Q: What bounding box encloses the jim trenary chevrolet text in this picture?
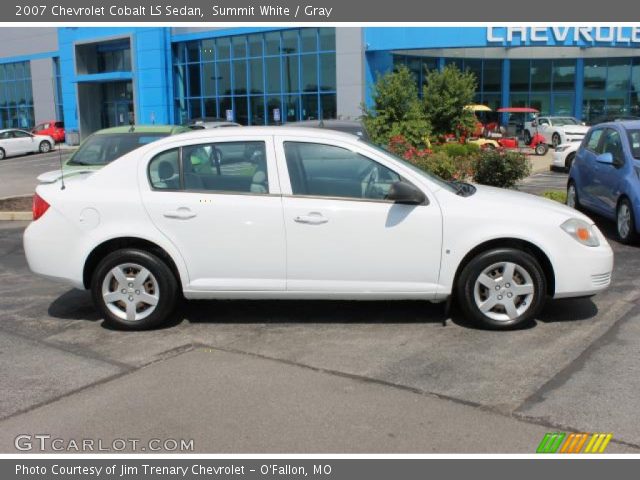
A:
[24,127,614,330]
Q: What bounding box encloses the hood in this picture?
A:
[37,168,96,184]
[562,124,590,134]
[470,184,593,223]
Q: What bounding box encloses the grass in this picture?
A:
[542,190,567,204]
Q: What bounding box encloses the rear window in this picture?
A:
[55,122,64,128]
[67,133,168,166]
[628,130,640,159]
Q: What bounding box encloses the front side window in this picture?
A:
[601,129,624,164]
[585,129,604,152]
[284,142,401,200]
[182,141,268,194]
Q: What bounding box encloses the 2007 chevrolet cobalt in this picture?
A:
[24,127,613,330]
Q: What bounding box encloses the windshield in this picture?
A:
[628,130,640,159]
[67,133,169,166]
[361,140,458,193]
[553,117,580,126]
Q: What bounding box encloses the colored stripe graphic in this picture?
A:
[536,433,565,453]
[537,432,613,453]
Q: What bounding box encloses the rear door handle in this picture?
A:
[163,207,197,220]
[294,212,328,225]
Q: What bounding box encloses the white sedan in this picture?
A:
[551,141,581,171]
[525,116,589,148]
[0,129,54,160]
[24,127,613,330]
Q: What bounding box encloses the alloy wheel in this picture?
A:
[473,261,535,322]
[618,203,631,240]
[101,263,159,322]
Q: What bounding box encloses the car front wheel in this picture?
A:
[0,148,5,160]
[567,181,580,210]
[457,248,546,330]
[91,248,179,330]
[616,198,638,244]
[523,130,531,144]
[39,140,51,153]
[552,133,561,148]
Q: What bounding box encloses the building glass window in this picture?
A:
[173,28,337,125]
[0,60,33,129]
[583,57,640,122]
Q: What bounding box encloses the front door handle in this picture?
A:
[294,212,328,225]
[163,207,197,220]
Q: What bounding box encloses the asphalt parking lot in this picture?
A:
[1,200,639,452]
[0,149,75,198]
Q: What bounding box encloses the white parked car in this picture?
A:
[552,141,581,171]
[0,129,54,160]
[524,116,589,148]
[24,127,613,330]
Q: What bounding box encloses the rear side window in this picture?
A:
[284,142,401,201]
[585,129,604,152]
[55,122,64,128]
[149,149,180,190]
[182,141,268,193]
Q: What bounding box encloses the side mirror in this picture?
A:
[596,152,614,165]
[386,181,426,205]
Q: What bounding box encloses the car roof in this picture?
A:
[0,128,29,133]
[592,120,640,129]
[92,125,190,135]
[128,126,360,152]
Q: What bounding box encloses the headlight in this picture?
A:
[561,218,600,247]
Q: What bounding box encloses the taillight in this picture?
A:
[32,193,50,221]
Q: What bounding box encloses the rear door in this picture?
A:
[10,130,34,154]
[140,135,286,292]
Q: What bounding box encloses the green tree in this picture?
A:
[422,65,478,137]
[362,65,431,148]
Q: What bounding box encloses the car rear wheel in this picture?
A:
[552,133,561,148]
[91,248,179,330]
[535,143,548,156]
[523,130,531,144]
[566,181,581,210]
[457,248,546,330]
[616,198,638,244]
[39,141,51,153]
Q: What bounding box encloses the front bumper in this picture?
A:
[552,229,614,298]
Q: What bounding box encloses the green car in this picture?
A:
[39,125,190,183]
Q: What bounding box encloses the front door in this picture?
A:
[276,137,443,295]
[140,136,286,292]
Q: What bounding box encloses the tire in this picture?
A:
[565,152,576,171]
[616,198,638,244]
[552,133,561,149]
[39,141,51,153]
[535,143,548,156]
[0,148,4,160]
[91,248,179,330]
[523,130,532,144]
[566,180,581,210]
[456,248,546,330]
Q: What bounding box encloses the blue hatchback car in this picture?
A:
[567,121,640,244]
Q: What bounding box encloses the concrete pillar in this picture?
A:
[30,58,57,124]
[336,28,365,120]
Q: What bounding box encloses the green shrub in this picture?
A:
[542,190,567,203]
[472,149,532,188]
[443,143,468,158]
[413,151,472,182]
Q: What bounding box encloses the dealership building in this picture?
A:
[1,26,640,139]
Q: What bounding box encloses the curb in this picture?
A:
[0,212,31,221]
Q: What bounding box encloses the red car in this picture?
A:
[32,121,65,143]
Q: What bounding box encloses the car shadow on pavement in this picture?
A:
[180,299,448,326]
[47,289,101,322]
